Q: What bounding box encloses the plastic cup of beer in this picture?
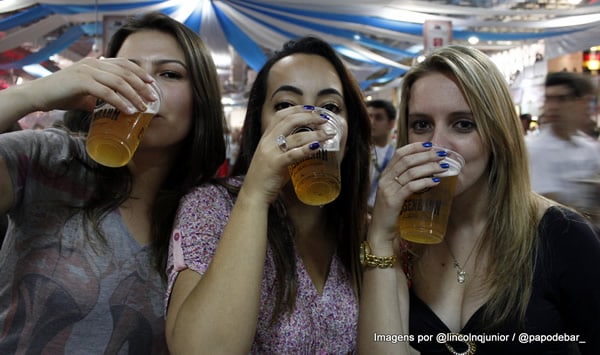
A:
[288,108,343,206]
[85,81,161,168]
[397,147,464,244]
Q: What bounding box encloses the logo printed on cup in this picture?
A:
[401,199,442,216]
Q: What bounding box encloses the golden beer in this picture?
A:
[86,108,155,167]
[289,150,341,206]
[397,175,458,244]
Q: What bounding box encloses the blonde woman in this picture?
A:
[359,45,600,354]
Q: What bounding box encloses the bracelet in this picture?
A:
[360,240,397,269]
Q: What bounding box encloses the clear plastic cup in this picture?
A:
[397,146,464,244]
[288,108,344,206]
[86,81,161,168]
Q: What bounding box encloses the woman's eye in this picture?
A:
[274,102,294,111]
[454,120,477,132]
[411,120,432,132]
[160,71,183,79]
[320,103,341,114]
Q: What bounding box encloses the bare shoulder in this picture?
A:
[532,193,558,220]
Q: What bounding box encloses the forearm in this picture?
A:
[358,235,410,355]
[359,267,411,355]
[0,83,38,132]
[168,189,271,354]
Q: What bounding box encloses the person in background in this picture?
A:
[527,71,600,223]
[165,36,371,354]
[367,99,397,212]
[519,113,532,136]
[358,45,600,354]
[0,12,225,353]
[229,127,242,167]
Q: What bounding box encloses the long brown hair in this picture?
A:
[85,12,225,275]
[229,36,371,322]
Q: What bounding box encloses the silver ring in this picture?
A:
[394,175,403,186]
[276,135,288,152]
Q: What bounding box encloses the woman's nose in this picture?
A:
[430,132,451,149]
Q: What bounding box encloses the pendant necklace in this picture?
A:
[445,239,478,284]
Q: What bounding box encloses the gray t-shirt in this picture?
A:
[0,128,167,354]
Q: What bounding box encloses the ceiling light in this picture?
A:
[468,36,479,45]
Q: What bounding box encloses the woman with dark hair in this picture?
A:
[0,12,225,353]
[165,36,371,353]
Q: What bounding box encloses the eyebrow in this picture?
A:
[408,111,474,119]
[271,85,343,99]
[129,58,187,68]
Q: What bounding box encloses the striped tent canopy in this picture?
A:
[0,0,599,94]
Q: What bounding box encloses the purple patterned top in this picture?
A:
[165,179,357,353]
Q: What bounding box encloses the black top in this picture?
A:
[410,206,600,354]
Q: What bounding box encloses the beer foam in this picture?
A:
[291,108,343,152]
[434,155,464,178]
[319,108,343,151]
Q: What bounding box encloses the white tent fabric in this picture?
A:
[0,0,599,91]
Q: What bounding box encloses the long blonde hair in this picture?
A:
[398,45,539,328]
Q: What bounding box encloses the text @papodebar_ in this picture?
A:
[373,332,585,344]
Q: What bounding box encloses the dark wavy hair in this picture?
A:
[82,12,225,275]
[230,36,371,322]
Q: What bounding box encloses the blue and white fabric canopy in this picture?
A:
[1,0,599,91]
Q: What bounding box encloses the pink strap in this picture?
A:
[171,229,186,271]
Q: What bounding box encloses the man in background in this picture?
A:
[527,71,600,225]
[367,99,397,211]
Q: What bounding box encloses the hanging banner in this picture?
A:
[423,20,452,54]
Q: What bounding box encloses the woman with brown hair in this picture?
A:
[0,12,225,353]
[165,36,371,353]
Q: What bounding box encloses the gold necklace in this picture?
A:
[444,239,478,284]
[444,336,477,355]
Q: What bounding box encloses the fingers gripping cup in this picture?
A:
[86,82,161,168]
[397,147,464,244]
[288,109,343,206]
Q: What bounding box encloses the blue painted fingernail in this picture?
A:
[309,141,321,150]
[437,151,447,157]
[422,142,432,148]
[432,177,441,183]
[319,113,330,120]
[440,163,450,169]
[303,105,315,110]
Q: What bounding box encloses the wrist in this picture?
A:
[236,186,272,209]
[1,85,35,124]
[366,238,395,255]
[360,240,397,269]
